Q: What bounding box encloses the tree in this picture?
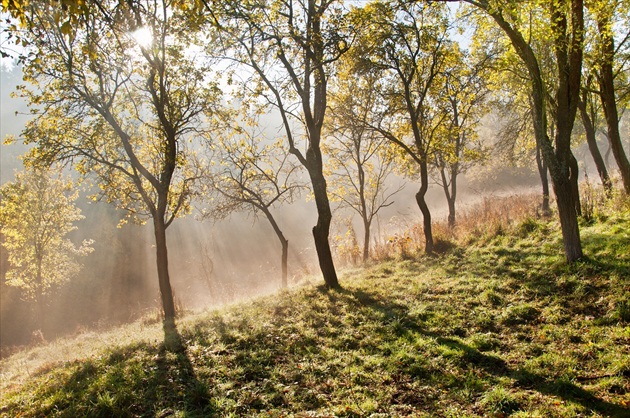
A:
[432,43,491,228]
[589,0,630,193]
[458,0,586,262]
[205,119,305,288]
[482,23,553,216]
[350,0,451,254]
[13,0,220,323]
[205,0,351,288]
[577,74,612,193]
[325,69,404,261]
[0,167,93,326]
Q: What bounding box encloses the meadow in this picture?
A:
[1,190,629,417]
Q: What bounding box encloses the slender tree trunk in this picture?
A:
[362,217,370,262]
[359,160,370,262]
[153,216,176,322]
[309,167,340,289]
[35,288,45,334]
[439,166,456,228]
[597,16,630,193]
[569,152,581,217]
[281,238,288,288]
[446,196,456,228]
[535,144,551,216]
[578,98,612,193]
[35,254,44,332]
[416,160,434,254]
[261,207,290,289]
[449,164,458,228]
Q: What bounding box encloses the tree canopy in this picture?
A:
[0,167,93,314]
[12,0,222,322]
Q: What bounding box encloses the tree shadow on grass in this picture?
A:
[345,287,629,417]
[30,321,215,417]
[436,337,629,418]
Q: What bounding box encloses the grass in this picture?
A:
[1,193,629,417]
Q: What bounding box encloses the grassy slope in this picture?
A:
[1,207,629,417]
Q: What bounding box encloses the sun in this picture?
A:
[130,26,153,48]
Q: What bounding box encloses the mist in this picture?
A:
[1,57,627,354]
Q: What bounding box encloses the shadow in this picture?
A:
[325,285,629,417]
[144,321,215,416]
[436,337,629,418]
[308,280,630,417]
[23,321,215,417]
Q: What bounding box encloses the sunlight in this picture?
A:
[130,26,152,48]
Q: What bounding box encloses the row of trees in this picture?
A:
[2,0,628,327]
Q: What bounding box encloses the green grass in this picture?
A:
[1,205,629,417]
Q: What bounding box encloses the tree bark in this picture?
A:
[535,143,551,217]
[308,165,340,289]
[281,238,288,289]
[261,206,290,289]
[34,252,46,332]
[597,15,630,193]
[578,97,612,193]
[153,217,176,321]
[569,152,581,217]
[359,158,370,262]
[553,176,584,261]
[362,218,371,262]
[447,196,456,228]
[416,160,434,254]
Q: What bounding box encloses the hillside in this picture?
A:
[1,198,629,417]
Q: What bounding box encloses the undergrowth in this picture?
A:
[0,190,629,417]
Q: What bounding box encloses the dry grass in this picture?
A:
[369,193,543,261]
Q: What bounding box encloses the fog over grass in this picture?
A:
[0,58,626,352]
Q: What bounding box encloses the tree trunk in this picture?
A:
[448,163,458,228]
[309,169,340,289]
[535,144,551,217]
[279,238,288,289]
[261,206,290,289]
[578,97,612,193]
[359,160,370,262]
[416,160,434,254]
[569,152,581,217]
[439,165,456,228]
[34,254,45,332]
[153,217,176,321]
[362,218,370,262]
[597,16,630,194]
[447,196,456,228]
[553,177,584,261]
[35,288,45,334]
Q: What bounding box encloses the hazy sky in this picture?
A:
[1,65,30,183]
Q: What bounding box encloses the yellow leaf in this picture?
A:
[60,21,72,36]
